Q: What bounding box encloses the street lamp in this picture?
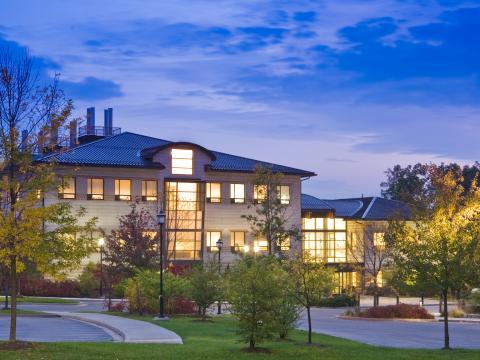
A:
[98,237,105,297]
[243,244,250,253]
[253,244,260,254]
[216,237,223,315]
[155,210,167,320]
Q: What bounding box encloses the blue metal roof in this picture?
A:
[40,132,316,176]
[302,194,410,220]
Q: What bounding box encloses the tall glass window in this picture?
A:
[115,179,131,201]
[165,181,203,261]
[58,177,76,199]
[302,217,347,263]
[171,149,193,175]
[206,182,221,203]
[87,178,104,200]
[142,180,157,201]
[230,184,245,203]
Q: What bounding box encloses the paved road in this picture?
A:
[298,307,480,349]
[0,315,113,342]
[17,299,106,313]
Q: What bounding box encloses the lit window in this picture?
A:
[115,179,131,201]
[335,218,346,230]
[230,183,245,204]
[254,185,267,204]
[376,271,384,287]
[142,180,157,201]
[279,236,290,251]
[206,231,222,251]
[373,233,385,248]
[326,218,335,230]
[87,178,104,200]
[58,177,75,199]
[206,182,221,203]
[254,239,269,252]
[172,148,193,175]
[302,217,316,230]
[277,185,290,204]
[231,231,245,252]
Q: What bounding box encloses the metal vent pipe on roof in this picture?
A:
[69,120,77,148]
[104,107,113,136]
[87,107,95,134]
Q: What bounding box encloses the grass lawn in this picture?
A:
[0,314,479,359]
[0,309,42,315]
[0,296,78,304]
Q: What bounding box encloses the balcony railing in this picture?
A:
[78,125,121,138]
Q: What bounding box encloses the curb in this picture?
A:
[337,316,437,323]
[57,313,125,342]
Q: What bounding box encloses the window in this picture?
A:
[302,216,347,263]
[230,183,245,203]
[253,185,267,204]
[142,180,157,201]
[277,185,290,204]
[87,178,104,200]
[206,182,221,203]
[172,148,193,175]
[58,177,75,199]
[231,231,245,252]
[115,179,131,201]
[254,239,269,252]
[373,232,385,248]
[206,231,222,251]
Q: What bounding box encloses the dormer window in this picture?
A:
[171,149,193,175]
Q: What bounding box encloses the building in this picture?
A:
[39,108,409,290]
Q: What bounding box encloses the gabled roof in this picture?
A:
[300,194,334,212]
[302,194,410,220]
[40,132,316,176]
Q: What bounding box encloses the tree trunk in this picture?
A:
[9,256,17,342]
[249,338,255,350]
[439,293,443,315]
[443,289,450,350]
[307,306,312,344]
[396,295,400,305]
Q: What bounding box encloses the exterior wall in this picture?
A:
[49,157,304,276]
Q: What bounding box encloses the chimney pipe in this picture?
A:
[50,120,58,146]
[21,129,28,151]
[69,120,77,148]
[87,107,95,135]
[104,107,113,136]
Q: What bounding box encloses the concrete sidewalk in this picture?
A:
[53,312,183,344]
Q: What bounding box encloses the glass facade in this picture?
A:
[165,181,203,261]
[302,217,347,263]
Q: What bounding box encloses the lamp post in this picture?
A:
[155,210,167,320]
[216,237,223,315]
[98,237,105,297]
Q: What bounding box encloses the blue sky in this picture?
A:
[1,0,479,198]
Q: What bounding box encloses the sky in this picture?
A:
[1,0,479,198]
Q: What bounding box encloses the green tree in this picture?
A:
[186,260,222,320]
[273,269,301,340]
[226,255,284,350]
[386,169,480,350]
[287,252,336,344]
[0,47,97,341]
[242,165,298,255]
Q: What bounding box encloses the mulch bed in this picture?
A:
[0,341,38,351]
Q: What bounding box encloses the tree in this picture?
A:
[287,252,336,344]
[226,255,284,350]
[186,260,222,320]
[386,169,480,350]
[0,48,97,342]
[272,269,301,340]
[348,223,393,306]
[242,165,298,255]
[104,201,159,278]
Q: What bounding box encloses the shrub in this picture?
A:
[185,261,222,320]
[359,304,434,319]
[316,294,358,308]
[78,262,99,297]
[467,291,480,313]
[449,308,465,318]
[19,276,81,297]
[125,269,190,315]
[106,299,127,312]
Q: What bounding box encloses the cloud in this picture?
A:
[61,77,123,101]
